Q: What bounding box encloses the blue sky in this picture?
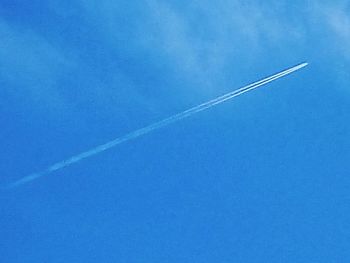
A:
[1,0,350,262]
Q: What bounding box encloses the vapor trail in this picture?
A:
[7,62,308,188]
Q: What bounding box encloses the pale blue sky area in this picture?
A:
[1,1,350,262]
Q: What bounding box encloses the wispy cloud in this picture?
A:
[76,0,308,96]
[0,14,154,122]
[0,19,72,112]
[2,0,349,118]
[2,0,349,102]
[319,3,350,57]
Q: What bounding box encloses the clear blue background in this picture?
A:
[1,1,349,262]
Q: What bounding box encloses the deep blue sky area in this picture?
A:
[1,1,350,262]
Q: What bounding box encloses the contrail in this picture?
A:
[7,62,308,188]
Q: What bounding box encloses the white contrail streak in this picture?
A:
[7,62,308,188]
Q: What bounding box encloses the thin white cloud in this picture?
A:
[323,5,350,57]
[0,19,72,112]
[0,16,154,122]
[78,0,306,91]
[2,0,349,118]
